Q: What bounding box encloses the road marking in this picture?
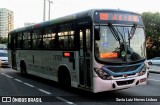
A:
[38,89,52,95]
[24,83,35,87]
[1,73,55,96]
[14,79,23,82]
[1,73,6,75]
[1,73,13,78]
[148,79,160,82]
[1,73,5,75]
[56,97,75,105]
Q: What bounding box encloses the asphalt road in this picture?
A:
[0,66,160,105]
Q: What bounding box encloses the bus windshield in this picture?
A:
[95,25,146,64]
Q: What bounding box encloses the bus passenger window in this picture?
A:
[43,27,56,49]
[39,40,44,48]
[69,36,74,48]
[86,29,90,50]
[23,32,32,49]
[59,39,64,48]
[32,30,42,49]
[17,33,23,49]
[58,31,74,49]
[43,38,50,48]
[49,39,55,48]
[80,30,83,49]
[86,29,91,56]
[28,41,32,48]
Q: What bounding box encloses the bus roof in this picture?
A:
[9,9,141,34]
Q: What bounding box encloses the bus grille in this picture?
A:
[107,65,140,73]
[116,79,134,86]
[113,73,136,78]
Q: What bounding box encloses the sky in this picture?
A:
[0,0,160,28]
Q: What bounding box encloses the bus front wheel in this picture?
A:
[58,67,71,88]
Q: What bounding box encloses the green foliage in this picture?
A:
[0,37,8,44]
[142,12,160,59]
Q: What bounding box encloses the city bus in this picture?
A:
[8,9,148,93]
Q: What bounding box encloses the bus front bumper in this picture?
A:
[93,74,147,93]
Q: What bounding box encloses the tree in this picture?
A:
[0,37,8,44]
[142,12,160,59]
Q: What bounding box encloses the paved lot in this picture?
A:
[0,68,160,105]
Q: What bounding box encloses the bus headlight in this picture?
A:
[94,68,111,80]
[138,67,146,76]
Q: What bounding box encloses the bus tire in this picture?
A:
[58,67,71,89]
[20,61,27,76]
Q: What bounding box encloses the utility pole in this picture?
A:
[43,0,46,21]
[48,0,53,20]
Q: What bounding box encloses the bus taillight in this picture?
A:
[64,52,70,57]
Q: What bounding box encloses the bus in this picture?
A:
[8,9,148,93]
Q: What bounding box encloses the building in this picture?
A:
[0,8,14,37]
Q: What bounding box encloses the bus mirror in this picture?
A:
[95,27,100,40]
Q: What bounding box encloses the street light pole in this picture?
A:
[48,0,53,20]
[43,0,46,21]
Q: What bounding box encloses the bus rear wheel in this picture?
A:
[58,68,71,89]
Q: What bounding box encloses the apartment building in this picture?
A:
[0,8,14,37]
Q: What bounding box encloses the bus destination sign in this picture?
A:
[94,11,143,25]
[100,13,139,22]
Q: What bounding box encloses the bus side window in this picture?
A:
[43,36,50,48]
[58,24,74,49]
[59,39,64,48]
[17,33,23,49]
[28,41,32,48]
[80,30,83,49]
[20,39,23,48]
[49,39,56,48]
[43,27,56,49]
[34,40,39,48]
[23,31,32,49]
[69,36,74,48]
[86,29,90,50]
[38,40,44,48]
[32,29,42,49]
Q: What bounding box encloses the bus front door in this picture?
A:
[11,37,17,70]
[79,28,91,89]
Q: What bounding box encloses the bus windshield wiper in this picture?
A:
[129,24,137,39]
[108,23,121,44]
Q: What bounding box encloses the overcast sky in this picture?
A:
[1,0,160,28]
